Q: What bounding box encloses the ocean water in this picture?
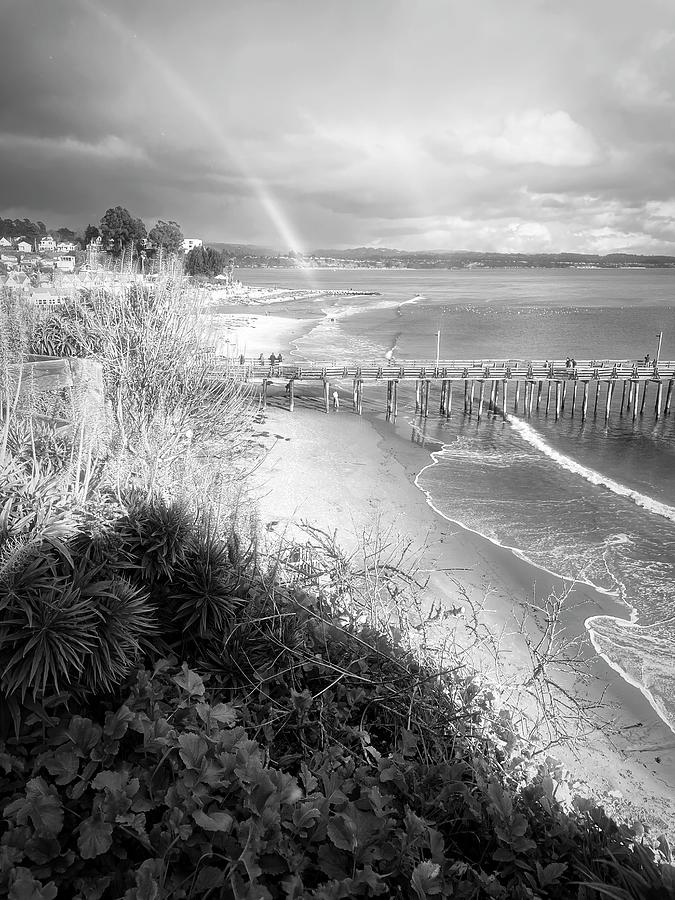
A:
[234,267,675,732]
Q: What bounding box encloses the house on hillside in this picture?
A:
[57,240,79,253]
[182,238,203,253]
[0,253,18,269]
[16,240,32,253]
[55,255,75,272]
[39,235,57,252]
[6,270,31,290]
[0,237,12,248]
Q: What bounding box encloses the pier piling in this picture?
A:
[571,381,578,417]
[655,381,663,419]
[555,381,561,421]
[640,382,648,415]
[666,379,674,414]
[582,381,588,420]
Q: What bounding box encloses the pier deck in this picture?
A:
[211,357,675,422]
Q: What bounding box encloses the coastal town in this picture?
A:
[0,229,206,302]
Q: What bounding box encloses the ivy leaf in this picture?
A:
[292,804,322,832]
[487,780,513,821]
[73,876,111,900]
[42,749,79,785]
[411,860,442,898]
[8,867,58,900]
[173,664,205,697]
[4,777,64,836]
[177,733,208,769]
[104,705,134,740]
[77,816,113,859]
[125,859,161,900]
[66,716,102,757]
[317,844,349,880]
[192,809,233,833]
[194,867,226,891]
[210,702,238,726]
[327,814,357,853]
[92,769,125,792]
[24,835,61,865]
[537,861,568,887]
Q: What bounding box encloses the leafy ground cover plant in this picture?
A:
[2,651,674,899]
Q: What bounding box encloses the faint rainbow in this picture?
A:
[79,0,305,255]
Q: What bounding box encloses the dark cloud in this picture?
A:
[1,0,675,251]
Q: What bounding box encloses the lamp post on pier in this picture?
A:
[656,331,663,366]
[435,330,441,369]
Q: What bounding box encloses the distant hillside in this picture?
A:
[210,243,675,269]
[309,249,675,268]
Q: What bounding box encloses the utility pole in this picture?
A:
[436,330,441,369]
[656,331,663,365]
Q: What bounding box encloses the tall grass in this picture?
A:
[0,277,257,715]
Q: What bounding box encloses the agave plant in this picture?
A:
[116,492,193,583]
[82,575,156,693]
[0,558,101,698]
[0,550,156,701]
[164,527,246,645]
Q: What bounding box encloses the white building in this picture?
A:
[55,255,75,271]
[57,240,78,253]
[182,238,203,253]
[16,240,32,253]
[39,236,57,252]
[0,237,12,248]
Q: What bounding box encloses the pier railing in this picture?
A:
[210,357,675,422]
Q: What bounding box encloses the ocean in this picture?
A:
[233,266,675,733]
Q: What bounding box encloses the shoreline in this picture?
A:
[247,373,675,840]
[219,299,675,833]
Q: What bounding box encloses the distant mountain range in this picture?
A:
[210,243,675,269]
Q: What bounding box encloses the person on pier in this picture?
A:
[332,390,340,410]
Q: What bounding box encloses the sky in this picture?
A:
[1,0,675,254]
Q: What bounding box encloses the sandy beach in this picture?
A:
[208,311,319,360]
[248,376,675,838]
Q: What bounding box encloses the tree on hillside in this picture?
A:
[52,226,77,242]
[184,244,224,277]
[84,224,100,245]
[99,206,147,255]
[0,217,46,240]
[149,220,184,255]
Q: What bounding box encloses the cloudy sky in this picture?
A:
[2,0,675,254]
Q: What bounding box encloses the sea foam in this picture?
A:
[509,416,675,524]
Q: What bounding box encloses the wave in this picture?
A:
[509,416,675,524]
[412,434,627,601]
[399,294,424,306]
[585,614,675,733]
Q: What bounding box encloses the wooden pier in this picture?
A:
[213,358,675,423]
